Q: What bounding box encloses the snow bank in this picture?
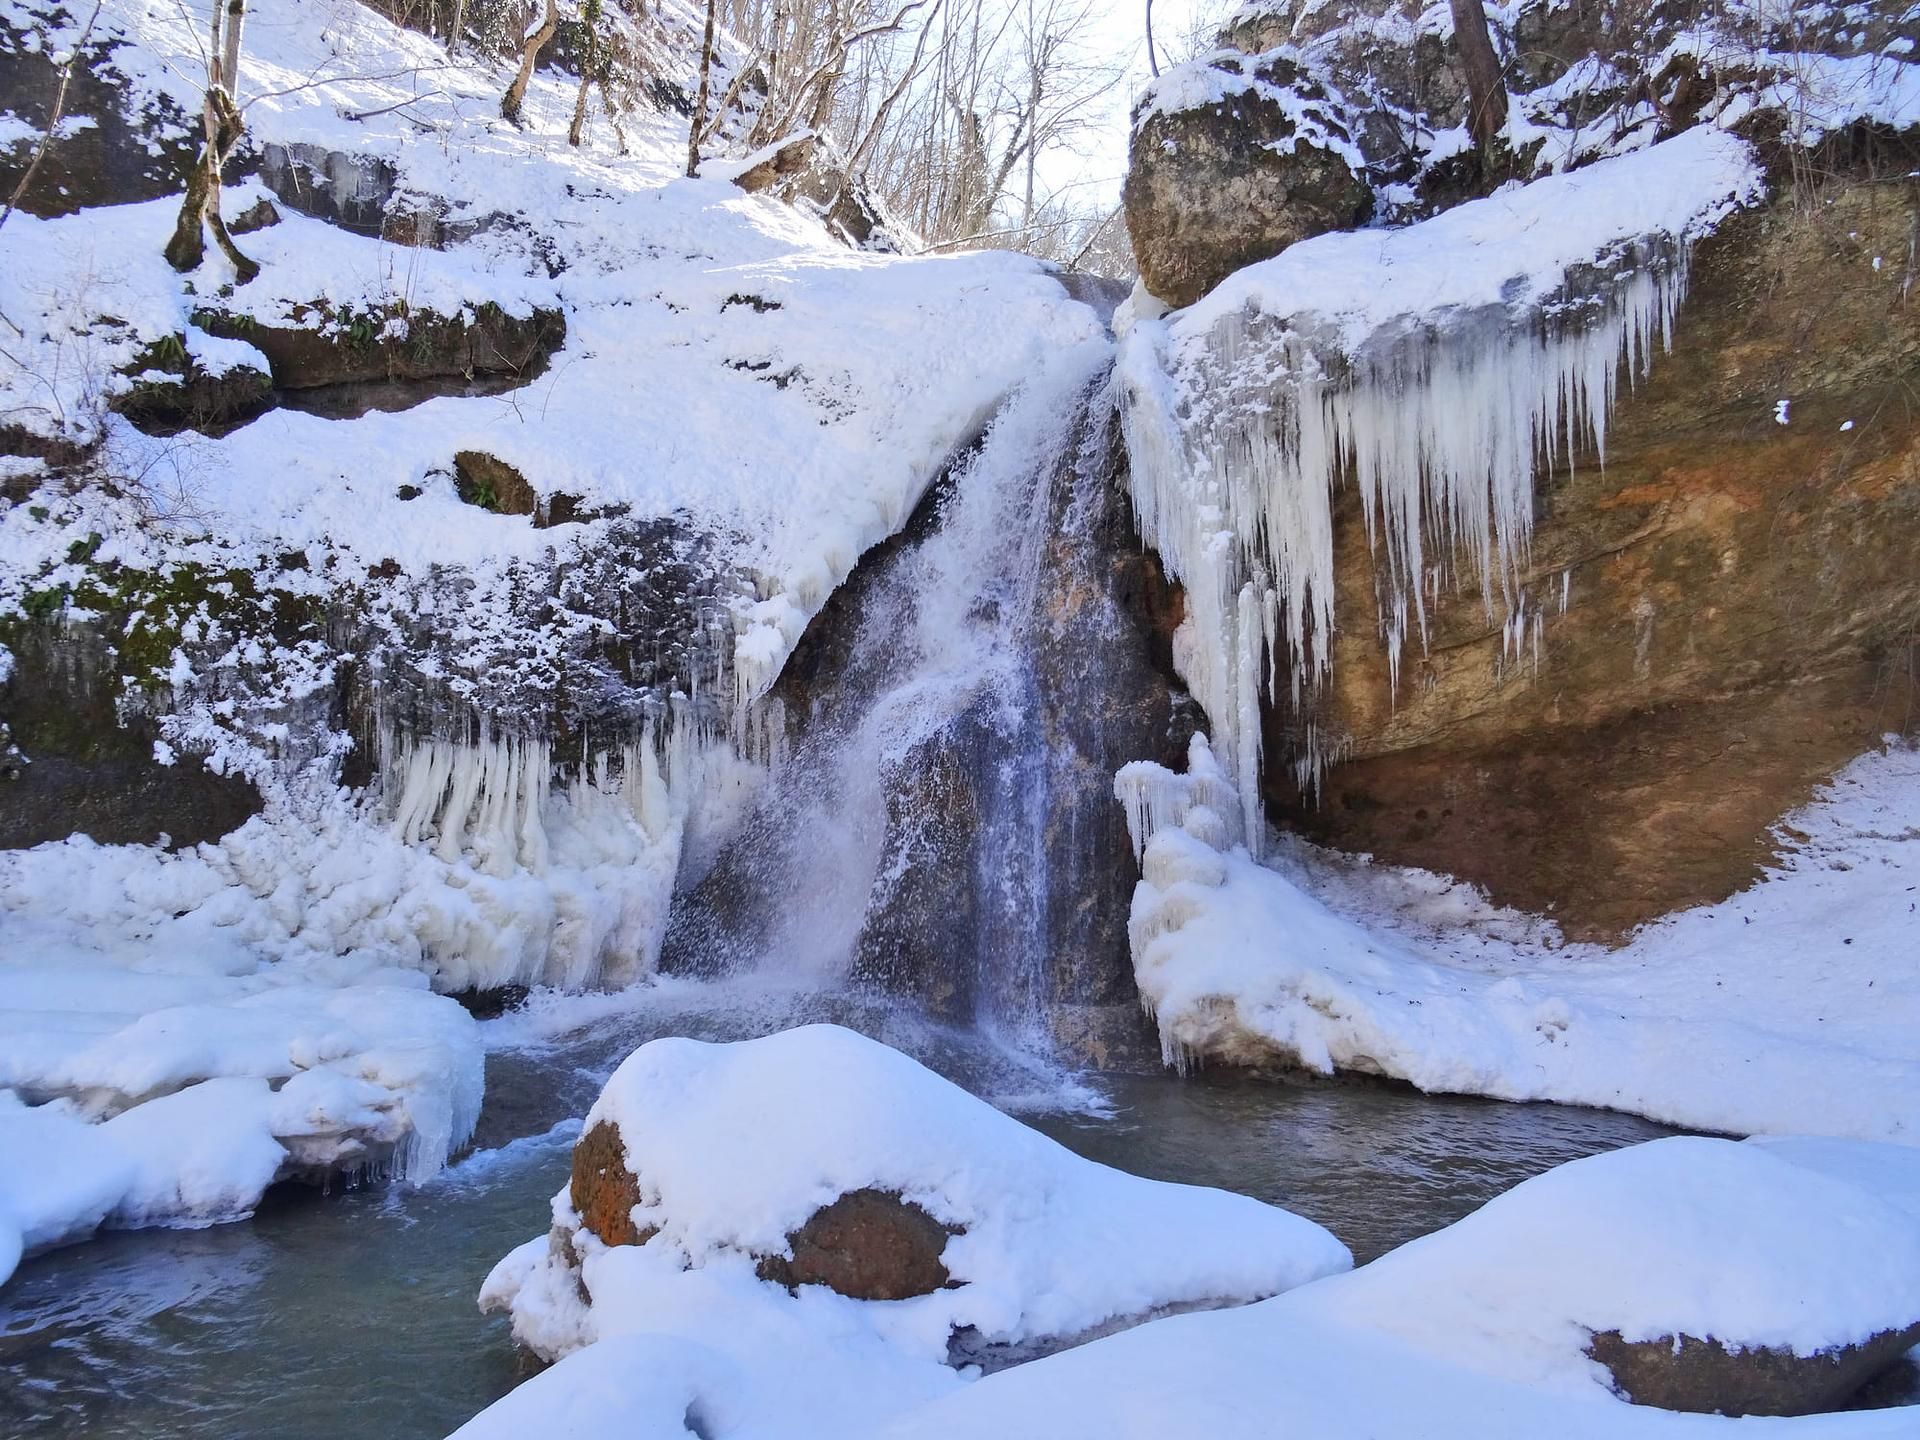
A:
[1115,125,1762,836]
[0,905,482,1284]
[468,1024,1349,1437]
[872,1135,1920,1440]
[1117,738,1920,1143]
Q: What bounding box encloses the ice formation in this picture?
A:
[1115,739,1920,1142]
[1116,127,1760,842]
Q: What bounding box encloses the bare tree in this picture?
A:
[502,0,560,125]
[688,0,721,174]
[1450,0,1507,149]
[164,0,259,281]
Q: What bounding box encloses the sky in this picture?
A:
[1044,0,1239,207]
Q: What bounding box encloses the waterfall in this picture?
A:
[661,334,1166,1061]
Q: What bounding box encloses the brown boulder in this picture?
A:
[757,1188,957,1301]
[1123,52,1372,309]
[1589,1323,1920,1416]
[570,1119,652,1247]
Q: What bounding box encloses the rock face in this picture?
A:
[570,1120,650,1247]
[0,621,262,850]
[196,302,567,394]
[1588,1323,1920,1416]
[1264,167,1920,938]
[0,22,197,216]
[1123,50,1371,309]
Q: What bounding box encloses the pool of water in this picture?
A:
[0,985,1674,1439]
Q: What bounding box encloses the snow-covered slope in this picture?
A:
[1117,737,1920,1143]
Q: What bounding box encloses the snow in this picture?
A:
[463,1102,1920,1440]
[1115,127,1761,837]
[872,1135,1920,1440]
[469,1024,1350,1436]
[1117,737,1920,1144]
[486,1023,1350,1342]
[0,900,483,1285]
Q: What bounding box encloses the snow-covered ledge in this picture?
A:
[1115,125,1764,841]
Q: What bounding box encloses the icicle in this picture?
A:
[1117,238,1695,841]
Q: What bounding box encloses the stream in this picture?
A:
[0,336,1679,1436]
[0,981,1673,1439]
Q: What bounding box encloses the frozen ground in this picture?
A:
[1119,737,1920,1143]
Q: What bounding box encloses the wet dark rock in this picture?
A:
[1589,1323,1920,1417]
[195,301,566,392]
[258,142,401,237]
[452,983,532,1018]
[114,339,275,436]
[0,14,198,216]
[1123,51,1371,308]
[229,196,283,234]
[757,1188,957,1301]
[0,622,261,850]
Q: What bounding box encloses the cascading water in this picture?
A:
[662,332,1177,1060]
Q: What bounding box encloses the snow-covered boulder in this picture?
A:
[1341,1135,1920,1416]
[0,912,484,1284]
[1122,48,1371,309]
[868,1134,1920,1438]
[474,1024,1350,1432]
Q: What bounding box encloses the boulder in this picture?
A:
[1123,50,1372,309]
[569,1120,954,1300]
[570,1120,651,1247]
[1588,1323,1920,1416]
[732,131,898,251]
[757,1188,956,1300]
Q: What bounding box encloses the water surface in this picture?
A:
[0,986,1673,1438]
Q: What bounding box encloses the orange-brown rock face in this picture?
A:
[571,1120,652,1247]
[1266,168,1920,939]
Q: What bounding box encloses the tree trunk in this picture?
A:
[446,0,468,54]
[165,3,256,282]
[219,0,245,98]
[569,72,594,146]
[501,0,559,126]
[687,0,719,176]
[165,84,256,281]
[1449,0,1507,149]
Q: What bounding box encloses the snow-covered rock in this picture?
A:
[0,905,482,1284]
[871,1135,1920,1437]
[469,1024,1350,1435]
